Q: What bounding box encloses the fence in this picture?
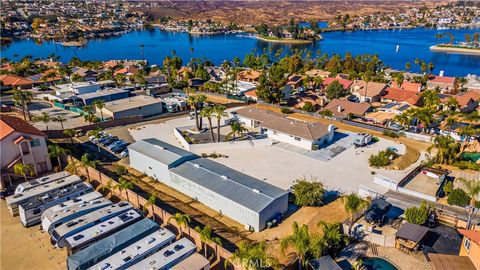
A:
[69,156,234,267]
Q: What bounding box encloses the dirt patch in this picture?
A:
[387,145,420,170]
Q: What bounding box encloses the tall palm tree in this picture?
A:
[168,213,191,238]
[227,241,276,270]
[64,129,76,144]
[115,177,134,202]
[80,153,99,182]
[13,163,35,182]
[187,96,200,130]
[92,99,106,121]
[48,144,69,170]
[143,191,159,221]
[226,120,248,141]
[427,135,460,165]
[194,225,222,258]
[12,89,33,121]
[342,194,367,235]
[65,157,79,175]
[195,94,207,129]
[33,112,51,130]
[212,105,227,142]
[393,113,410,129]
[200,106,215,142]
[317,222,347,257]
[52,115,66,130]
[281,222,325,269]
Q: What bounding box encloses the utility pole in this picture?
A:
[466,206,478,230]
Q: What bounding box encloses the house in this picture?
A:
[53,80,115,97]
[27,69,63,85]
[305,69,331,78]
[440,95,479,113]
[113,66,139,77]
[378,102,414,114]
[427,76,456,92]
[128,138,288,232]
[350,80,388,102]
[391,81,422,92]
[188,78,206,89]
[395,222,429,252]
[322,99,372,119]
[286,74,304,89]
[206,67,226,83]
[322,78,353,90]
[145,74,167,85]
[439,121,479,141]
[244,89,258,101]
[1,115,52,190]
[177,66,192,81]
[71,67,99,82]
[381,87,422,106]
[100,95,163,119]
[0,74,35,90]
[291,91,326,111]
[237,70,261,83]
[458,229,480,269]
[235,107,335,150]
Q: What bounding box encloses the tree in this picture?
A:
[227,241,276,270]
[317,222,348,257]
[87,127,103,152]
[226,120,248,141]
[443,181,453,195]
[405,201,430,225]
[65,157,79,175]
[326,80,347,100]
[92,99,105,121]
[13,163,34,182]
[427,135,460,165]
[33,112,51,130]
[291,178,325,206]
[168,213,191,237]
[200,106,216,142]
[302,102,315,112]
[48,144,69,170]
[143,191,159,221]
[281,222,325,269]
[64,129,76,144]
[114,164,127,177]
[80,153,99,182]
[212,105,227,143]
[458,178,480,207]
[115,177,134,202]
[447,188,471,207]
[12,89,33,121]
[52,115,66,130]
[343,194,367,235]
[194,225,222,258]
[100,179,115,198]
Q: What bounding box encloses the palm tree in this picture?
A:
[281,222,324,269]
[194,225,222,258]
[169,213,191,238]
[52,115,66,130]
[227,241,276,270]
[317,222,347,257]
[115,177,134,202]
[48,144,69,170]
[12,89,33,121]
[200,106,215,142]
[80,153,99,182]
[92,99,105,122]
[87,127,104,152]
[342,194,367,235]
[393,113,410,129]
[195,94,207,129]
[226,120,248,141]
[143,191,159,221]
[427,135,460,164]
[64,129,76,144]
[33,112,51,130]
[65,157,79,175]
[13,163,35,182]
[187,96,200,130]
[212,105,227,142]
[100,179,114,198]
[445,116,457,131]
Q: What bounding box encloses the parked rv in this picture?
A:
[15,171,70,194]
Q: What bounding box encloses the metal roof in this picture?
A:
[395,222,429,243]
[128,138,197,166]
[170,158,288,213]
[74,88,128,100]
[130,238,196,270]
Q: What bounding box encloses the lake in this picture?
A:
[1,27,479,76]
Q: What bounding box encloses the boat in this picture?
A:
[396,44,400,53]
[18,182,93,227]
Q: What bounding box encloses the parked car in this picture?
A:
[112,142,130,153]
[107,140,125,150]
[101,136,119,146]
[120,149,129,158]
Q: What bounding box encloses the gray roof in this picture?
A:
[74,88,128,100]
[395,222,429,243]
[128,138,197,166]
[170,158,288,213]
[309,256,342,270]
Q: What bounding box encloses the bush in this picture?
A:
[382,130,399,138]
[302,102,315,112]
[281,107,293,114]
[368,149,399,168]
[453,161,480,171]
[114,164,127,176]
[405,202,430,225]
[447,188,471,207]
[291,178,325,206]
[443,181,453,195]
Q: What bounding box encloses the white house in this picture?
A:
[235,107,335,150]
[1,115,52,190]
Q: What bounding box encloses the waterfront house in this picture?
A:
[322,99,372,119]
[0,115,52,190]
[237,69,261,83]
[427,75,456,92]
[350,80,388,102]
[235,107,335,150]
[0,74,35,90]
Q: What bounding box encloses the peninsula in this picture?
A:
[430,45,480,56]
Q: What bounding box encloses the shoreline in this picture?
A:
[255,35,316,44]
[430,45,480,56]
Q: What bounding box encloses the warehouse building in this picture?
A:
[100,95,163,119]
[128,138,288,231]
[72,88,129,106]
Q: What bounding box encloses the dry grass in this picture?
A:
[387,145,420,170]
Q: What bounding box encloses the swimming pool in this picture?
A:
[362,257,398,270]
[461,152,480,162]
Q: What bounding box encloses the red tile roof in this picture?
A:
[322,78,353,89]
[430,76,455,84]
[322,99,372,118]
[244,89,257,97]
[458,229,480,245]
[391,81,422,92]
[457,91,480,102]
[0,115,46,140]
[0,74,35,86]
[382,87,419,102]
[441,95,475,108]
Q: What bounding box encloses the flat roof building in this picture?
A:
[72,88,129,106]
[100,95,163,119]
[128,138,288,231]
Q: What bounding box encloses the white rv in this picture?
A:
[42,197,112,234]
[87,228,176,270]
[51,202,133,248]
[171,253,210,270]
[127,238,196,270]
[65,210,143,255]
[6,175,82,216]
[18,182,93,227]
[15,171,70,194]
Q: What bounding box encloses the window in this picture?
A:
[30,139,41,147]
[33,208,41,215]
[294,137,301,141]
[464,238,471,251]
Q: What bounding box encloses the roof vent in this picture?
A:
[193,163,201,168]
[252,189,261,193]
[220,175,229,180]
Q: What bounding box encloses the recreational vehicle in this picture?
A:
[65,210,143,255]
[19,182,93,227]
[51,202,132,248]
[128,238,196,270]
[171,253,210,270]
[42,197,112,234]
[87,228,176,270]
[15,171,70,194]
[6,175,82,216]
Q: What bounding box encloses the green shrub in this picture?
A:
[319,110,333,117]
[443,181,453,195]
[291,178,325,206]
[453,161,480,171]
[371,137,380,143]
[447,188,471,207]
[302,102,315,112]
[382,130,399,138]
[368,149,399,168]
[405,202,430,225]
[281,107,293,114]
[114,164,127,176]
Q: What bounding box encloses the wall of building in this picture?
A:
[258,193,289,231]
[128,148,171,183]
[265,129,313,150]
[459,236,480,269]
[104,103,163,119]
[83,92,129,105]
[74,84,101,95]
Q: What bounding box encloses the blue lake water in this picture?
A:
[1,27,479,76]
